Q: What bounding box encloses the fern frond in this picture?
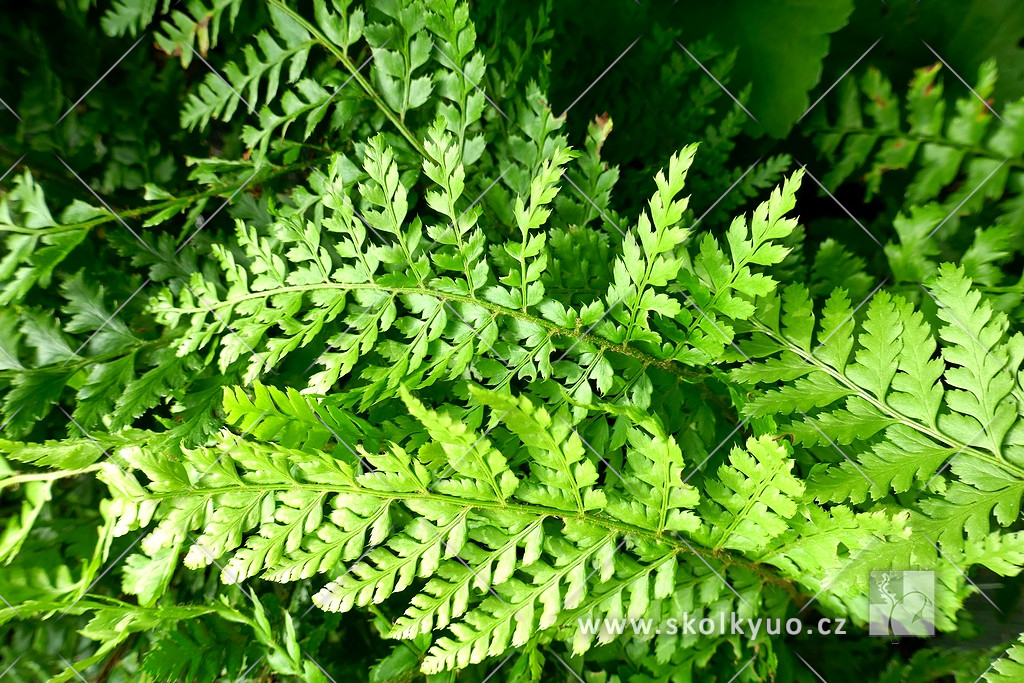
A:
[672,168,806,363]
[735,264,1024,566]
[153,0,246,67]
[181,24,316,131]
[692,435,805,552]
[986,634,1024,683]
[96,381,938,674]
[100,0,166,37]
[0,172,99,307]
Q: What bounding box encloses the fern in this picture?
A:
[153,0,247,67]
[180,22,316,131]
[811,60,1024,254]
[5,0,1024,680]
[90,383,929,674]
[734,265,1024,571]
[0,172,101,307]
[986,634,1024,683]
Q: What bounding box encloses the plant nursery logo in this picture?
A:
[869,571,935,637]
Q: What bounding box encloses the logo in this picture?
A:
[869,570,935,637]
